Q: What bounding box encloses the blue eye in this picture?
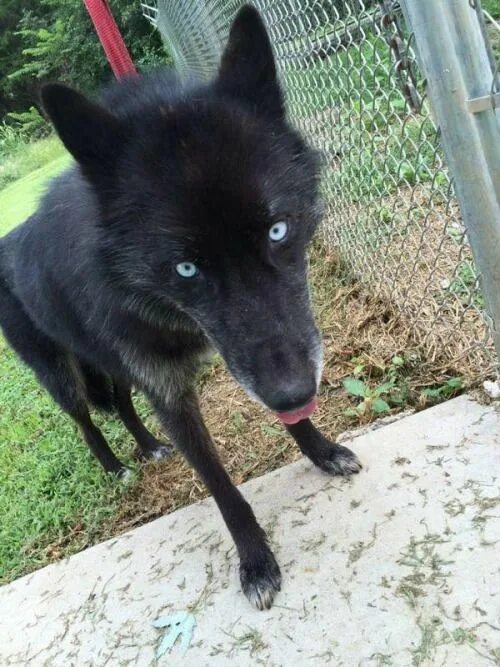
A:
[269,221,288,242]
[175,262,198,278]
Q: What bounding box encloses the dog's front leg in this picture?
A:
[286,419,362,476]
[150,390,281,610]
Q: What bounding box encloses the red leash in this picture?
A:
[83,0,137,78]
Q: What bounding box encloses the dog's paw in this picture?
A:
[314,443,362,476]
[147,443,173,461]
[116,467,135,484]
[140,441,173,461]
[240,551,282,610]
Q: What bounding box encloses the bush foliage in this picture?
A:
[0,0,168,137]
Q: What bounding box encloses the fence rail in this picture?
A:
[142,0,500,377]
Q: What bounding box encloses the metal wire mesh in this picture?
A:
[142,0,498,374]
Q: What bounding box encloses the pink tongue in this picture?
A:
[276,398,318,425]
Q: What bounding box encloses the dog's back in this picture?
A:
[1,169,96,349]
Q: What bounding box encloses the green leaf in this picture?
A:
[373,381,395,397]
[372,398,391,414]
[343,377,367,397]
[343,408,360,418]
[422,387,441,398]
[392,355,404,366]
[447,377,462,389]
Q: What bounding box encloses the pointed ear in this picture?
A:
[216,5,285,120]
[40,84,124,167]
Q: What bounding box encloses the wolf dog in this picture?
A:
[0,5,361,609]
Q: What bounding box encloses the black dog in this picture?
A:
[0,5,361,609]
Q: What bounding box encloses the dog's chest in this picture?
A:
[114,318,212,402]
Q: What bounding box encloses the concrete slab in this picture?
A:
[1,395,499,666]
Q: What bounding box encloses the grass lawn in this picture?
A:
[0,336,130,582]
[0,321,167,584]
[0,153,70,237]
[0,134,68,190]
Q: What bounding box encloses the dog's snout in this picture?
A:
[264,377,317,413]
[240,335,321,413]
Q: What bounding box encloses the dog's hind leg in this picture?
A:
[70,402,126,475]
[286,419,362,476]
[0,283,125,475]
[149,389,281,610]
[25,353,124,475]
[113,383,172,460]
[33,355,125,475]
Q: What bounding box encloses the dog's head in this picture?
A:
[41,5,324,420]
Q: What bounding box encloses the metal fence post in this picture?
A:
[400,0,500,359]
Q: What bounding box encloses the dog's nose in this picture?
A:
[266,378,317,413]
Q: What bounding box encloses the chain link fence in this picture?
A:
[142,0,499,378]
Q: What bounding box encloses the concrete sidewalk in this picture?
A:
[1,395,499,666]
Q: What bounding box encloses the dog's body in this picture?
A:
[0,6,360,609]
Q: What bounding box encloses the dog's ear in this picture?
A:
[216,5,285,120]
[41,84,124,168]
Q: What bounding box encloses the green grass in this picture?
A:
[0,338,136,583]
[483,0,500,20]
[284,28,445,210]
[0,150,71,237]
[0,133,71,237]
[0,134,67,191]
[0,331,161,584]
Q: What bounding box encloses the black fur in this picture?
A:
[0,5,361,608]
[80,363,115,413]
